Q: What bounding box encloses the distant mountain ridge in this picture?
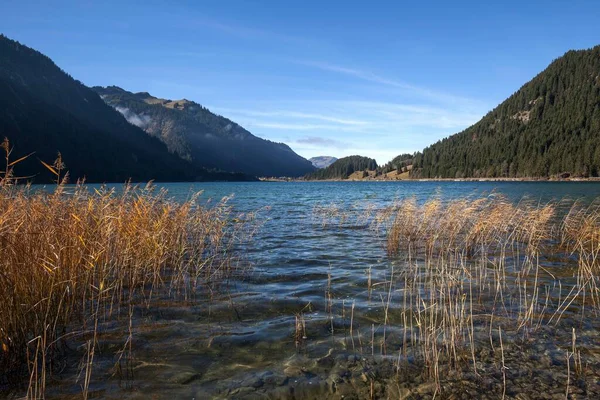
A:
[410,45,600,179]
[0,34,253,182]
[93,86,315,177]
[309,156,338,169]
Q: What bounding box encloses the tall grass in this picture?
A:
[315,194,600,394]
[561,199,600,312]
[0,140,255,397]
[382,195,600,388]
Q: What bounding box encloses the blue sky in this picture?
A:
[2,1,599,164]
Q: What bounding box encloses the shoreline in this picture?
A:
[260,177,600,182]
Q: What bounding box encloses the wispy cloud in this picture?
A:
[296,60,478,106]
[246,122,363,132]
[146,55,488,164]
[342,100,483,130]
[215,100,482,134]
[296,136,350,149]
[212,107,368,126]
[207,98,486,164]
[299,61,415,90]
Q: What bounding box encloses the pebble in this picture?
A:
[262,372,288,386]
[169,371,201,385]
[328,373,344,384]
[283,366,303,377]
[515,393,531,400]
[317,354,335,368]
[396,387,412,400]
[348,354,360,364]
[416,382,437,395]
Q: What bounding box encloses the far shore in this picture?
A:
[260,176,600,183]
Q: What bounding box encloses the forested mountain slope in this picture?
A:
[412,46,600,178]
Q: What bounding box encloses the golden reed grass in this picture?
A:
[382,195,600,388]
[0,139,255,397]
[315,194,600,393]
[383,197,552,380]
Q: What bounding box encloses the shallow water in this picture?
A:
[25,182,600,398]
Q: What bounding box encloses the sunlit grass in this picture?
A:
[315,194,600,395]
[381,196,600,391]
[0,139,256,397]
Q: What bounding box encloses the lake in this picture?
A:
[36,181,600,399]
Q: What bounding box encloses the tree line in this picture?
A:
[409,45,600,178]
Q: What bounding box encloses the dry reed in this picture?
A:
[0,140,255,397]
[382,195,599,387]
[315,194,600,394]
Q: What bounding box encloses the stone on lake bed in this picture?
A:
[240,374,265,389]
[416,382,437,394]
[167,371,202,384]
[316,354,335,368]
[259,371,288,386]
[283,366,303,377]
[328,372,344,384]
[395,387,412,400]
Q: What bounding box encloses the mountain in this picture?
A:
[0,35,253,183]
[411,45,600,179]
[309,156,338,169]
[93,86,316,178]
[305,155,378,180]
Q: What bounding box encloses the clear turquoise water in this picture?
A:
[158,180,600,207]
[36,182,600,399]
